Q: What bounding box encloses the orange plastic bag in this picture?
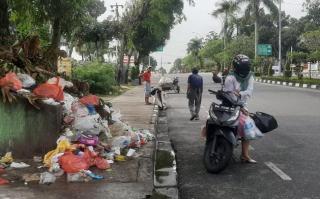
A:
[33,77,64,101]
[0,72,23,91]
[94,157,110,170]
[59,152,89,173]
[79,95,100,106]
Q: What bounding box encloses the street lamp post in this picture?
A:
[278,0,282,74]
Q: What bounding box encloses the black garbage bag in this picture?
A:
[251,112,278,133]
[212,75,222,83]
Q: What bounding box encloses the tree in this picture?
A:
[303,0,320,26]
[141,56,157,71]
[212,0,239,47]
[187,38,203,67]
[301,30,320,52]
[0,0,10,45]
[237,0,279,59]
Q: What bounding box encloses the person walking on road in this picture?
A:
[140,66,152,105]
[187,68,203,120]
[224,54,256,163]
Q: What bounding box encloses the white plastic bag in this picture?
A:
[47,77,73,89]
[73,114,105,135]
[17,73,36,88]
[63,93,77,114]
[112,136,131,149]
[71,101,89,117]
[243,117,264,140]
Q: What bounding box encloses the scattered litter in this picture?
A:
[10,162,30,168]
[33,156,42,163]
[0,178,9,185]
[115,155,126,162]
[0,152,13,164]
[67,172,91,183]
[39,172,56,185]
[126,149,136,157]
[82,170,104,180]
[23,173,40,183]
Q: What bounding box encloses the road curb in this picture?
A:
[153,108,179,199]
[255,78,320,90]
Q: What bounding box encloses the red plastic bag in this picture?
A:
[82,149,110,170]
[0,72,23,91]
[59,152,89,173]
[33,77,64,101]
[0,177,9,185]
[79,95,100,106]
[94,157,110,170]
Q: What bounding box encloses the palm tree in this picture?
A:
[187,38,203,67]
[237,0,279,59]
[212,0,239,70]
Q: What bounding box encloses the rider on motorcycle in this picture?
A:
[224,54,256,163]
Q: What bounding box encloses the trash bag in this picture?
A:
[63,93,76,114]
[59,152,89,173]
[79,95,100,106]
[251,112,278,133]
[47,77,73,89]
[71,101,89,117]
[0,72,23,91]
[94,157,110,170]
[17,73,36,88]
[109,121,128,137]
[43,139,74,167]
[77,134,99,146]
[112,136,131,149]
[239,114,264,140]
[39,172,56,185]
[73,114,106,135]
[33,77,64,101]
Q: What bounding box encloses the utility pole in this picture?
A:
[278,0,282,74]
[110,3,124,62]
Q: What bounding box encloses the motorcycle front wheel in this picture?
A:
[203,137,233,174]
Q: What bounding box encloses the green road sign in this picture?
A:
[258,44,272,56]
[155,46,164,52]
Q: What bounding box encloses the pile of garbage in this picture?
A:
[0,37,155,185]
[0,75,154,184]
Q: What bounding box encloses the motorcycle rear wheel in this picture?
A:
[203,137,233,174]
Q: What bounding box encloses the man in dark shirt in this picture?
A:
[187,68,203,120]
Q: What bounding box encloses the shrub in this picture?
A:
[73,62,117,95]
[130,66,140,81]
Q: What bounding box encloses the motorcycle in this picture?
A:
[203,86,278,174]
[160,77,180,93]
[203,88,243,173]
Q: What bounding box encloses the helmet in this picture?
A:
[232,54,251,78]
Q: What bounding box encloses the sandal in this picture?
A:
[240,156,257,164]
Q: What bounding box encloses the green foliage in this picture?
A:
[73,62,117,94]
[130,65,140,80]
[261,76,320,85]
[301,30,320,52]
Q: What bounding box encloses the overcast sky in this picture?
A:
[100,0,307,71]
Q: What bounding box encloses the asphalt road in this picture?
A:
[164,73,320,199]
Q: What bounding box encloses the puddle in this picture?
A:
[154,150,177,187]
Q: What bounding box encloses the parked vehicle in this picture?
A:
[203,88,278,173]
[160,77,180,93]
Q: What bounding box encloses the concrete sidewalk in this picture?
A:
[0,84,158,199]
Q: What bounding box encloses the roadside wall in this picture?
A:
[0,97,63,158]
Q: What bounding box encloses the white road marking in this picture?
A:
[265,162,292,181]
[249,145,254,151]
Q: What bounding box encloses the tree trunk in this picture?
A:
[68,44,73,57]
[0,0,10,45]
[117,36,127,84]
[254,4,259,60]
[50,17,62,72]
